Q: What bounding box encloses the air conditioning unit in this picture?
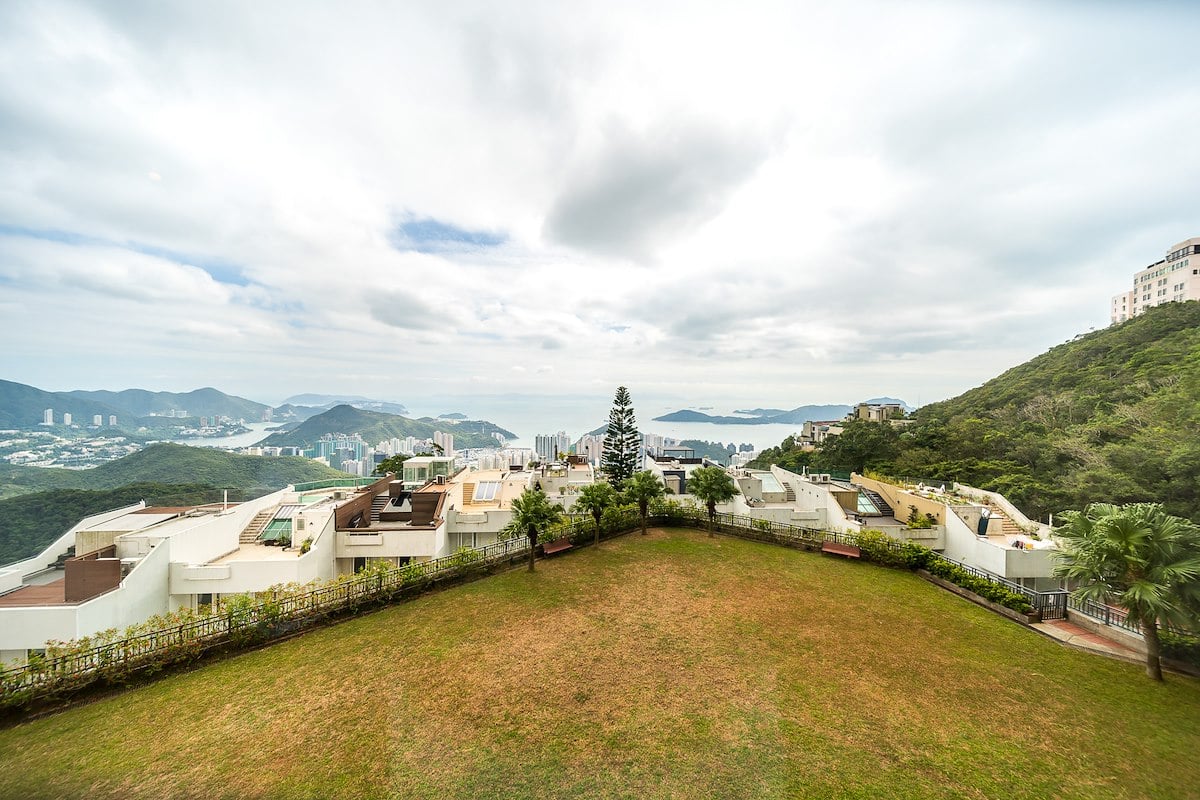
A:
[813,474,831,484]
[333,491,346,500]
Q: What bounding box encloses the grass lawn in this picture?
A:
[1,528,1198,799]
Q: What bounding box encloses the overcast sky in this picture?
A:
[2,0,1198,420]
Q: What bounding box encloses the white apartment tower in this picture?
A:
[63,413,72,426]
[42,408,53,425]
[1111,236,1200,324]
[535,431,571,462]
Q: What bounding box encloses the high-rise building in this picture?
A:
[431,431,455,457]
[109,415,117,426]
[535,431,571,462]
[93,415,103,426]
[1111,236,1200,324]
[42,409,53,425]
[63,413,72,425]
[575,433,605,465]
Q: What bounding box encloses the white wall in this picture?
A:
[0,502,146,593]
[336,529,438,560]
[0,535,172,655]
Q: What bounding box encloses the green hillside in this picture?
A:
[0,483,253,565]
[755,301,1200,522]
[258,404,516,448]
[64,387,269,420]
[0,380,126,428]
[0,443,345,497]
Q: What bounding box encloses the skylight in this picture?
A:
[473,481,501,502]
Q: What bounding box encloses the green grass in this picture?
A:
[1,528,1198,799]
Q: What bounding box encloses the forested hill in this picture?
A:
[753,301,1200,522]
[0,443,346,497]
[257,404,516,449]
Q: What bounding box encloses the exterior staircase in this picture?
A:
[986,504,1024,536]
[860,488,894,517]
[782,481,797,502]
[370,493,390,522]
[239,509,275,544]
[53,545,76,570]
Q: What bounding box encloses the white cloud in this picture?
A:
[1,0,1198,420]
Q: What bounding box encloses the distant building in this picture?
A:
[433,431,454,457]
[853,402,904,422]
[42,408,53,425]
[1111,236,1200,324]
[62,413,72,426]
[108,415,117,426]
[575,433,605,465]
[534,431,571,462]
[93,415,103,426]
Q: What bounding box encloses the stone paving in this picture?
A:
[1031,618,1141,661]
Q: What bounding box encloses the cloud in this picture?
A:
[543,119,773,259]
[1,1,1199,413]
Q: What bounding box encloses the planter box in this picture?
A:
[917,570,1039,624]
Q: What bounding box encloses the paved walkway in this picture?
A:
[1031,619,1141,661]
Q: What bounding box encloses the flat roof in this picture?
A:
[78,511,182,533]
[211,543,303,564]
[0,578,76,607]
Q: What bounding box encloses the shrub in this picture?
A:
[600,503,639,532]
[300,537,313,554]
[856,529,905,567]
[906,505,934,529]
[899,541,934,570]
[1160,631,1200,666]
[449,546,483,568]
[752,518,772,532]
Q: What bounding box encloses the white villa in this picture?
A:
[0,460,596,667]
[728,466,1060,590]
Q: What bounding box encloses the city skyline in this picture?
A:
[3,2,1199,416]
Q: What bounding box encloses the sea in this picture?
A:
[168,422,277,449]
[168,407,802,455]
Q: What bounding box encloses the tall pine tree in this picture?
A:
[601,386,641,487]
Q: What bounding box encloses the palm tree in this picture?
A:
[1054,502,1200,680]
[505,487,563,572]
[688,466,738,536]
[576,481,618,546]
[623,470,664,535]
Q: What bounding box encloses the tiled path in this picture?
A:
[1031,619,1141,660]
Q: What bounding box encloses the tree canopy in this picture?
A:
[1054,502,1200,680]
[504,487,563,572]
[601,386,641,487]
[623,470,664,535]
[372,454,409,476]
[575,481,618,546]
[687,466,738,534]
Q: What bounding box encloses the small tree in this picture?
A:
[602,386,641,487]
[688,466,738,536]
[504,487,563,572]
[576,481,618,546]
[624,470,664,536]
[373,454,409,476]
[1054,502,1200,681]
